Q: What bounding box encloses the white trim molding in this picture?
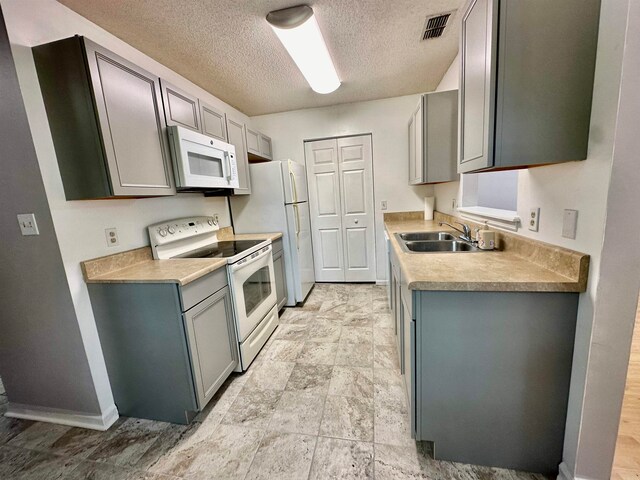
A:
[558,461,590,480]
[457,206,521,232]
[5,402,119,431]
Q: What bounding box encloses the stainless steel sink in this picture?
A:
[399,231,457,241]
[400,240,481,254]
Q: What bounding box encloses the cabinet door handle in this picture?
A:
[355,219,359,224]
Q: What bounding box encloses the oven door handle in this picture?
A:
[229,245,272,272]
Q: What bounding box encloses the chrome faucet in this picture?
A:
[439,221,473,242]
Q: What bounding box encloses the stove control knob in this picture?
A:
[159,229,168,237]
[167,226,176,234]
[208,219,214,226]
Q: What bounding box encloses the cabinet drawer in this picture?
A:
[181,267,228,311]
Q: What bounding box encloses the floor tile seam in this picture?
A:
[307,367,335,480]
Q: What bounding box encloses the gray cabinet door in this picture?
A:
[458,0,498,173]
[409,102,423,184]
[259,134,273,160]
[425,90,458,183]
[183,286,237,409]
[84,40,175,196]
[273,250,288,311]
[200,102,227,142]
[226,116,251,195]
[246,128,261,156]
[402,291,413,432]
[160,80,201,132]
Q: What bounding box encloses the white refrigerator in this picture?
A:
[230,160,315,306]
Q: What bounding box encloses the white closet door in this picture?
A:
[305,135,376,283]
[304,138,345,282]
[337,135,376,282]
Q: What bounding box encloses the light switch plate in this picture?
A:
[562,209,578,239]
[528,208,540,232]
[17,213,39,236]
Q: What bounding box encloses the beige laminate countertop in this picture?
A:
[385,217,589,292]
[82,231,283,286]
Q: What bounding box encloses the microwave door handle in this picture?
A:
[230,245,272,272]
[223,151,232,182]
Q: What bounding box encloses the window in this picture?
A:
[458,170,520,230]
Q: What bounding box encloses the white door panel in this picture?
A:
[338,135,376,282]
[305,135,375,282]
[305,139,345,282]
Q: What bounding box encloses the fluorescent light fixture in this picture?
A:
[267,5,340,94]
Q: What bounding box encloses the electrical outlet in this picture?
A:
[105,228,119,247]
[562,209,578,239]
[381,201,388,211]
[528,208,540,232]
[17,213,39,236]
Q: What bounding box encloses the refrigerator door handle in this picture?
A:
[294,203,301,247]
[289,168,298,204]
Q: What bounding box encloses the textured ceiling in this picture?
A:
[57,0,463,116]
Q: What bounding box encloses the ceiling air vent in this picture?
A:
[422,12,452,40]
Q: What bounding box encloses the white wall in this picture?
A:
[1,0,245,414]
[433,2,630,478]
[250,95,434,283]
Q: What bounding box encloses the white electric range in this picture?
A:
[148,216,279,371]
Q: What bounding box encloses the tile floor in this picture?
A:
[0,283,548,479]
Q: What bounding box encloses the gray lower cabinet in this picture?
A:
[226,116,252,195]
[388,250,579,475]
[273,239,288,311]
[458,0,600,173]
[409,90,458,185]
[247,128,273,161]
[160,80,201,132]
[88,268,237,424]
[33,36,175,200]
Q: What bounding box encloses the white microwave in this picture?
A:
[168,125,239,190]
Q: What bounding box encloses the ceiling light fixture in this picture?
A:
[266,5,341,94]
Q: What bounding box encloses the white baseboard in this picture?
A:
[558,462,573,480]
[4,402,119,431]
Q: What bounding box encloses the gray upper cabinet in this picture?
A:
[226,116,251,195]
[458,0,600,173]
[409,90,458,185]
[246,128,261,156]
[160,80,201,132]
[247,128,273,161]
[200,102,228,142]
[33,36,175,199]
[259,134,273,160]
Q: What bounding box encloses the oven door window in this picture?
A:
[243,266,272,317]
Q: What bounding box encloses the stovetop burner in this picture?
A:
[173,240,265,259]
